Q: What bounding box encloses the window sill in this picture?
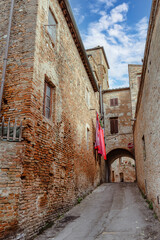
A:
[42,114,55,127]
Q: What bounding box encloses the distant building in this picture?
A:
[111,157,136,183]
[103,87,135,181]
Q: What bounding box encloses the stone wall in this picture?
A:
[134,0,160,219]
[103,88,133,155]
[86,47,109,90]
[111,157,136,182]
[0,0,106,239]
[128,65,142,119]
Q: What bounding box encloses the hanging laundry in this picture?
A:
[99,127,106,160]
[95,112,106,160]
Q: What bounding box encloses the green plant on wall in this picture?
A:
[146,199,153,210]
[77,197,83,204]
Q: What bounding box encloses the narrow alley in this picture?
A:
[34,183,160,240]
[0,0,160,239]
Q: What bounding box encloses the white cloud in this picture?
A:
[98,0,117,8]
[73,7,85,25]
[82,3,148,88]
[89,0,117,13]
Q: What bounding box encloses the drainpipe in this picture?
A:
[100,86,106,141]
[99,85,103,115]
[0,0,15,114]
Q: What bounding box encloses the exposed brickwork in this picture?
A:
[0,0,106,239]
[0,143,24,240]
[134,0,160,219]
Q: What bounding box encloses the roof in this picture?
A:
[128,64,142,67]
[86,46,110,69]
[102,87,130,94]
[58,0,99,92]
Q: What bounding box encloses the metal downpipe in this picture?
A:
[0,0,15,114]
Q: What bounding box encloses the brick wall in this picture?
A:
[134,0,160,219]
[0,0,106,239]
[0,142,24,240]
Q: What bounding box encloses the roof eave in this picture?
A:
[58,0,99,92]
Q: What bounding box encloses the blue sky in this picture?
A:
[68,0,152,88]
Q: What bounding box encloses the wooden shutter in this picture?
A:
[110,117,118,134]
[110,98,118,106]
[115,98,118,106]
[110,99,114,106]
[114,118,118,133]
[110,118,114,134]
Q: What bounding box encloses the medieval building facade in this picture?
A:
[0,0,108,239]
[102,87,135,181]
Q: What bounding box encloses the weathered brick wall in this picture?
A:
[86,47,109,90]
[128,65,142,119]
[0,142,24,240]
[103,88,133,155]
[0,0,38,239]
[0,0,38,119]
[0,0,105,239]
[134,1,160,219]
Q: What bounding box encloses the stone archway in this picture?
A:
[105,148,135,182]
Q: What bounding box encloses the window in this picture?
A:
[48,8,57,43]
[142,135,146,161]
[43,81,54,119]
[85,88,90,107]
[87,128,90,150]
[110,98,118,107]
[110,117,118,134]
[120,173,124,182]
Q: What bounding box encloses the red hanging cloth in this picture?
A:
[95,112,107,160]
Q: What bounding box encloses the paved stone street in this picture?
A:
[34,183,160,240]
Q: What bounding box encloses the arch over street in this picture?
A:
[106,148,135,182]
